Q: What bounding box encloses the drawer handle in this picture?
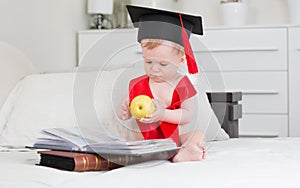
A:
[242,90,279,95]
[194,47,279,53]
[297,47,300,51]
[239,134,279,138]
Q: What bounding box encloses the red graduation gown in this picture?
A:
[129,75,197,146]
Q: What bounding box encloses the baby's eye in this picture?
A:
[145,60,152,64]
[160,63,168,66]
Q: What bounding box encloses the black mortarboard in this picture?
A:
[126,5,203,74]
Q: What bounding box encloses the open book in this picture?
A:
[30,127,179,156]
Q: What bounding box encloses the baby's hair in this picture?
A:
[141,39,184,56]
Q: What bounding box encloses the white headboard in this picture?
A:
[0,42,36,107]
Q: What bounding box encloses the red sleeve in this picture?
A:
[176,76,197,102]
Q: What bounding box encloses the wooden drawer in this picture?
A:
[78,29,142,68]
[200,71,288,114]
[239,114,288,137]
[190,28,287,71]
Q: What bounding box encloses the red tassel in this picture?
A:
[179,13,198,74]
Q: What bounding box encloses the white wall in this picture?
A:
[175,0,289,27]
[0,0,89,72]
[0,0,290,72]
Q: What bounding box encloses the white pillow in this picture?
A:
[0,42,36,108]
[188,89,230,141]
[0,68,138,148]
[0,73,78,147]
[0,67,228,148]
[191,73,230,141]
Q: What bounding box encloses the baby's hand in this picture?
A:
[139,99,165,123]
[120,97,132,120]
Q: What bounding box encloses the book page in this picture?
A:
[34,127,179,155]
[39,127,116,148]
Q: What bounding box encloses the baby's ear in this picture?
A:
[179,55,186,66]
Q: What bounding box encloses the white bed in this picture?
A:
[0,42,299,188]
[0,138,299,188]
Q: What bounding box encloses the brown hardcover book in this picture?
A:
[38,150,122,172]
[38,149,177,172]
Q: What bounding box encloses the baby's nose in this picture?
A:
[151,63,160,72]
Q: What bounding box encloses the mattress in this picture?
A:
[1,137,299,188]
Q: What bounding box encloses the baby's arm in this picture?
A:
[116,95,132,120]
[140,95,197,124]
[163,96,196,124]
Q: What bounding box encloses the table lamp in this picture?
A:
[87,0,114,29]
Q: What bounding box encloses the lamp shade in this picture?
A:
[87,0,114,14]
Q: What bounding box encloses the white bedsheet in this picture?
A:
[0,148,105,187]
[1,137,299,188]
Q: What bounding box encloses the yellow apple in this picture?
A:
[130,95,155,119]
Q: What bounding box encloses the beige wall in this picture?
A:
[174,0,289,27]
[0,0,89,72]
[0,0,290,72]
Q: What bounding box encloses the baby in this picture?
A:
[116,5,206,162]
[117,39,206,162]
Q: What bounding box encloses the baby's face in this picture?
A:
[141,40,184,83]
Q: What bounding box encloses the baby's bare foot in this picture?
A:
[172,145,206,163]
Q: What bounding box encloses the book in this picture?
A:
[38,150,121,172]
[29,127,179,157]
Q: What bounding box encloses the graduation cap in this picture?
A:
[126,5,203,74]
